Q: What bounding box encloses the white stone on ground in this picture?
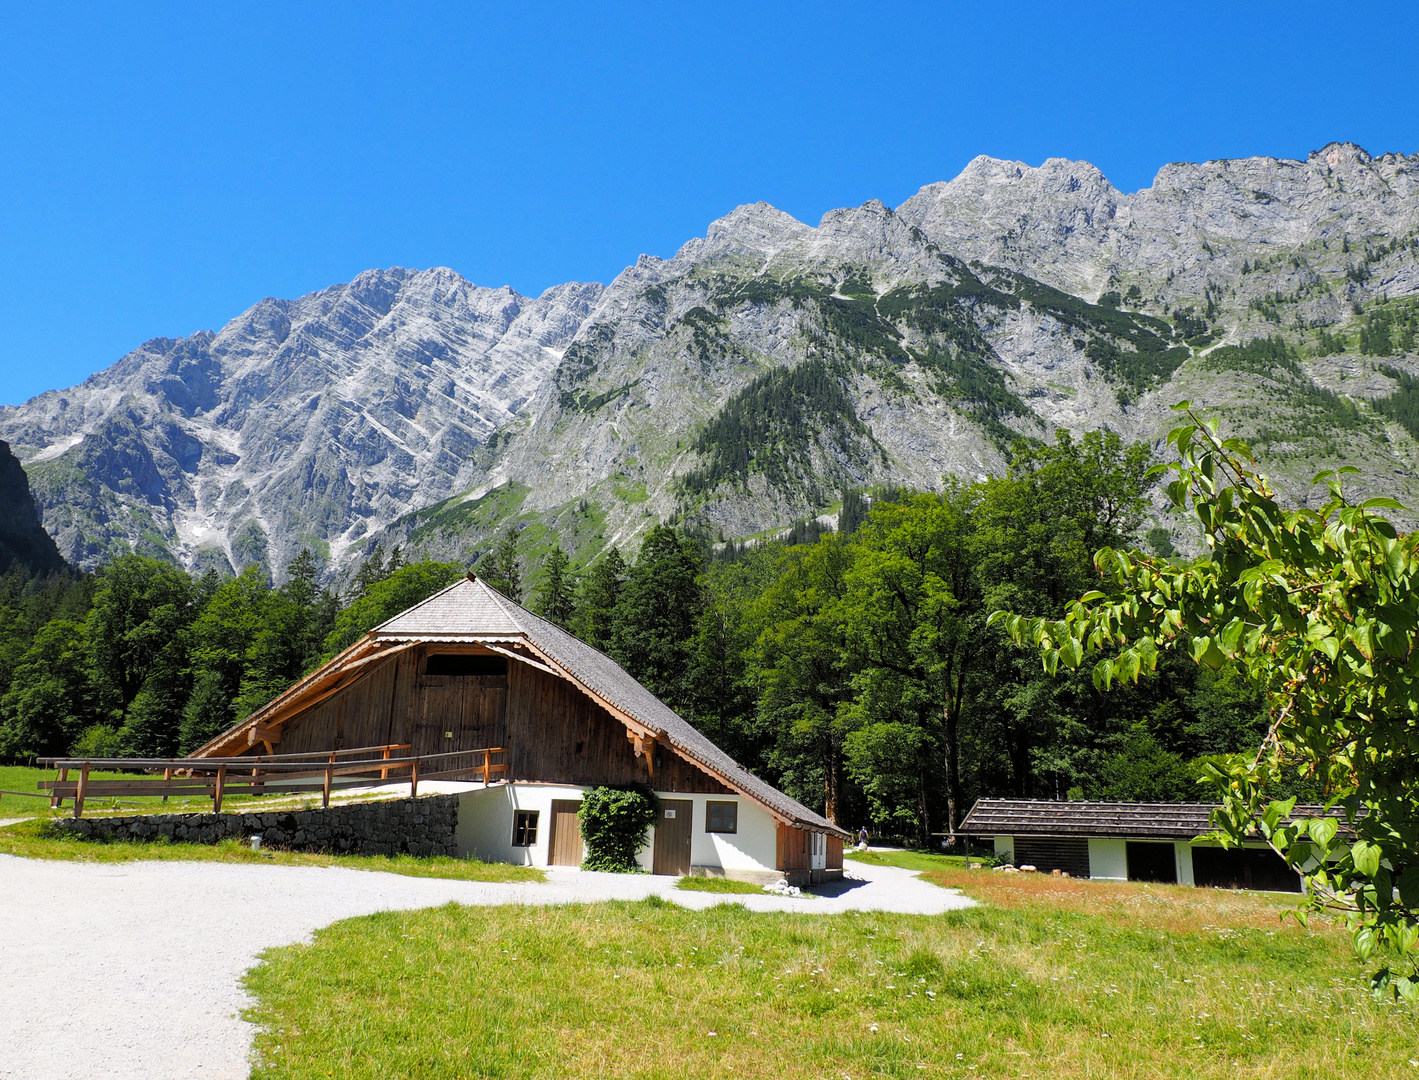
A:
[0,853,970,1080]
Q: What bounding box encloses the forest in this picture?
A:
[0,429,1291,840]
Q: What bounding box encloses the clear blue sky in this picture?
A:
[1,1,1416,405]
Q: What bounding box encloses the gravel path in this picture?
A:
[0,853,971,1080]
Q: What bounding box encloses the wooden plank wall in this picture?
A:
[826,835,844,870]
[777,824,811,873]
[253,645,732,796]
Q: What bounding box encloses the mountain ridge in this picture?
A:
[4,142,1418,580]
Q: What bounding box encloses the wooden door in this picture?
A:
[652,799,693,876]
[548,800,583,866]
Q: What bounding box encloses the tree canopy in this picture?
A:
[994,407,1419,998]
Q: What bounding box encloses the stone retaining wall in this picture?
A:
[52,795,459,857]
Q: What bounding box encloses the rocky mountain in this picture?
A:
[0,441,66,577]
[3,142,1418,580]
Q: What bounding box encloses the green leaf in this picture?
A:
[1353,840,1382,878]
[1397,867,1419,909]
[1361,496,1407,511]
[1309,816,1339,850]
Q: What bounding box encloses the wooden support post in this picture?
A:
[410,755,419,799]
[251,757,262,797]
[483,749,491,786]
[161,766,172,803]
[214,764,227,814]
[381,745,391,780]
[73,762,90,819]
[53,766,68,809]
[323,752,335,809]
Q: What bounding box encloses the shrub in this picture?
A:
[578,785,659,872]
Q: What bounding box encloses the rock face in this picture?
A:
[3,142,1419,578]
[0,440,67,577]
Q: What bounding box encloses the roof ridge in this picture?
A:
[367,573,477,635]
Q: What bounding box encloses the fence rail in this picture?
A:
[34,743,508,818]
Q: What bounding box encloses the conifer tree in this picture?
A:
[576,548,628,652]
[534,545,577,629]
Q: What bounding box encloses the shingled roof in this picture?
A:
[200,575,847,838]
[960,798,1349,840]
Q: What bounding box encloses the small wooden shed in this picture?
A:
[958,798,1326,891]
[197,575,847,882]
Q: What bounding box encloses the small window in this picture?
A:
[705,801,738,834]
[512,810,539,847]
[425,653,508,677]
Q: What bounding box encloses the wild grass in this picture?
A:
[243,876,1412,1079]
[845,848,975,873]
[675,876,767,895]
[0,818,543,883]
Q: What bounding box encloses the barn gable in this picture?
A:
[195,575,845,838]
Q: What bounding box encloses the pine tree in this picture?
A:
[478,529,523,601]
[535,545,577,629]
[576,548,628,652]
[611,526,703,711]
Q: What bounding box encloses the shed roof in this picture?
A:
[959,798,1348,840]
[198,575,847,838]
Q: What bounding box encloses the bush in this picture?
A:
[578,785,659,872]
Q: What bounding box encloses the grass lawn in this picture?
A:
[675,876,767,895]
[0,818,544,883]
[242,874,1415,1079]
[845,848,976,873]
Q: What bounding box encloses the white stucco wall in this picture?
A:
[1087,838,1128,881]
[1174,842,1195,885]
[454,783,779,875]
[455,783,589,866]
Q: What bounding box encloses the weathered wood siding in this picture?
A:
[826,835,844,870]
[257,645,730,794]
[777,823,811,873]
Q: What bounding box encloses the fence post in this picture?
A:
[161,766,172,803]
[483,749,491,786]
[323,751,335,809]
[410,755,419,799]
[381,745,391,780]
[73,762,90,819]
[53,766,68,809]
[214,764,227,814]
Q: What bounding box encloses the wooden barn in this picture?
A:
[196,575,847,883]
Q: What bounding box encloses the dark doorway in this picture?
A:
[1192,845,1301,892]
[653,799,693,875]
[1126,842,1178,883]
[1013,837,1090,878]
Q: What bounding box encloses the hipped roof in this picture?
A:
[197,575,847,837]
[960,798,1350,840]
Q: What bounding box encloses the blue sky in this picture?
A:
[1,1,1416,405]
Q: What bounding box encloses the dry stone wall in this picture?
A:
[52,795,458,857]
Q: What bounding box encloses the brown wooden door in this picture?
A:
[548,800,583,866]
[652,799,693,875]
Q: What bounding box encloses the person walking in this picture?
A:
[856,825,869,850]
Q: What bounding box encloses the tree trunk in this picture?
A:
[824,741,841,825]
[943,699,962,835]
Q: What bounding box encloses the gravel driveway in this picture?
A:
[0,852,971,1080]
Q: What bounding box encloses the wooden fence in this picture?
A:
[34,743,508,818]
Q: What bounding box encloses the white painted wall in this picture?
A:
[455,783,589,866]
[1174,842,1195,886]
[1087,838,1128,881]
[454,783,780,875]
